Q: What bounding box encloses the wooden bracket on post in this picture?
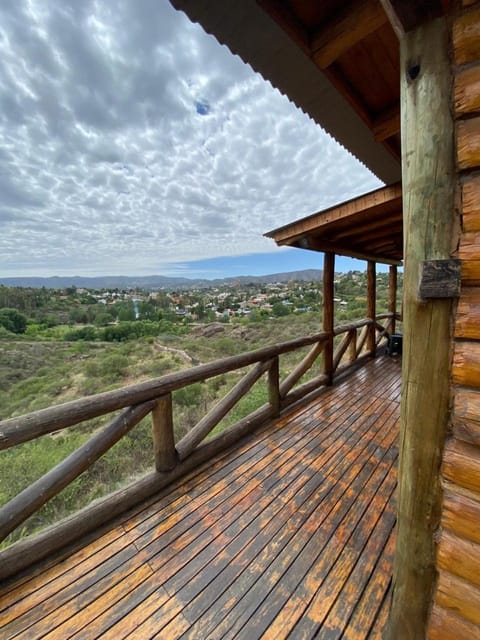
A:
[418,259,461,300]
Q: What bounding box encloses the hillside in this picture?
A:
[0,269,323,290]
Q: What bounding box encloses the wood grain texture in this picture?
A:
[418,259,461,299]
[442,438,480,494]
[462,176,480,233]
[380,0,446,37]
[455,64,480,115]
[428,604,480,640]
[267,355,280,417]
[453,388,480,444]
[373,106,400,142]
[458,230,480,260]
[461,258,480,285]
[457,118,480,170]
[455,287,480,339]
[453,341,480,388]
[442,488,480,545]
[0,356,401,640]
[311,0,387,68]
[390,17,456,640]
[437,529,480,588]
[453,8,480,65]
[152,394,177,472]
[435,571,480,627]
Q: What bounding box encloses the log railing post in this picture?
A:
[349,328,357,363]
[152,393,177,472]
[367,260,376,355]
[323,252,335,383]
[389,265,398,335]
[268,356,281,416]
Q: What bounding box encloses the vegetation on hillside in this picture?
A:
[0,271,402,547]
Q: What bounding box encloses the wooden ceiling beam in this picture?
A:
[380,1,446,39]
[373,105,401,141]
[311,0,388,69]
[332,213,403,240]
[302,237,402,266]
[330,228,403,250]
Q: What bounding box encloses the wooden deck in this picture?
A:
[0,355,401,639]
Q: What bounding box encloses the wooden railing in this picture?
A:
[0,314,396,579]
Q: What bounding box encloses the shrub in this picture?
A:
[63,326,98,341]
[0,308,27,334]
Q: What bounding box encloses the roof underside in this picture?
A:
[170,0,402,184]
[266,183,403,265]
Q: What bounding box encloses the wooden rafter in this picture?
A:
[373,105,401,141]
[380,0,446,38]
[311,0,388,68]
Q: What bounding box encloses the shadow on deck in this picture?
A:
[0,355,401,639]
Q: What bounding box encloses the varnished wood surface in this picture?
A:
[0,356,401,640]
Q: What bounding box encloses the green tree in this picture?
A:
[272,302,290,317]
[94,312,113,327]
[0,308,28,334]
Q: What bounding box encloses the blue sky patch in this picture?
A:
[195,100,210,115]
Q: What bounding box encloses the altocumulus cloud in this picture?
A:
[0,0,381,277]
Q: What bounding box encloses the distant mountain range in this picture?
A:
[0,269,323,290]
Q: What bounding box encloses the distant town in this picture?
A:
[0,270,399,339]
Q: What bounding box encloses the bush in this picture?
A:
[0,308,27,334]
[98,354,129,379]
[64,326,98,341]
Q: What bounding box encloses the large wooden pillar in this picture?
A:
[367,260,376,354]
[389,15,456,640]
[323,252,335,383]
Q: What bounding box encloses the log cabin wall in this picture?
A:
[427,3,480,638]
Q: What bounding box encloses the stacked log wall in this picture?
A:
[428,3,480,637]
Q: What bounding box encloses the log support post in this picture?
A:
[389,265,398,334]
[367,260,376,355]
[323,252,335,384]
[389,16,456,640]
[152,393,177,472]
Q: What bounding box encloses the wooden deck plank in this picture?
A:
[211,420,398,640]
[126,379,357,539]
[0,355,401,640]
[259,436,398,639]
[135,387,378,571]
[178,400,399,638]
[171,401,396,617]
[344,531,395,639]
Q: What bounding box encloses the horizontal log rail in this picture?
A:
[0,317,392,551]
[0,332,328,450]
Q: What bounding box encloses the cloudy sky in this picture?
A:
[0,0,381,278]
